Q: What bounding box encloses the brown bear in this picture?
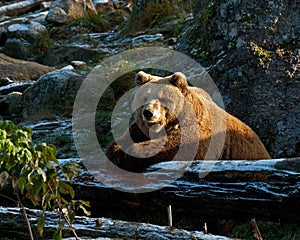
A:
[105,71,271,172]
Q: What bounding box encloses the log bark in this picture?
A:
[0,207,233,240]
[1,158,299,238]
[0,0,43,16]
[73,158,300,224]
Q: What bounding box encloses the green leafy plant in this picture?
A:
[0,120,90,240]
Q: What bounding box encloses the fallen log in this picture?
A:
[0,0,43,16]
[72,158,300,227]
[0,206,233,240]
[1,158,299,237]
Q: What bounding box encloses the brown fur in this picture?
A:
[106,71,271,172]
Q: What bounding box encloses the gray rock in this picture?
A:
[46,0,97,24]
[6,21,47,41]
[2,21,50,61]
[21,67,87,121]
[43,44,104,67]
[3,38,32,60]
[42,31,123,66]
[0,92,22,118]
[71,60,87,68]
[178,0,300,157]
[132,33,164,47]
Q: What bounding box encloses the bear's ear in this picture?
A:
[135,71,151,86]
[170,72,188,93]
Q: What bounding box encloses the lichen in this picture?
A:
[249,42,272,66]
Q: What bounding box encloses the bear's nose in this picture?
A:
[143,109,153,120]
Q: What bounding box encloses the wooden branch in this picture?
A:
[72,158,300,223]
[0,207,233,240]
[251,218,263,240]
[0,0,43,16]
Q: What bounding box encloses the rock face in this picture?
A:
[21,66,86,121]
[2,21,51,61]
[46,0,97,24]
[178,0,300,158]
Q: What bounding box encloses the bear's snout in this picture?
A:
[143,109,153,120]
[142,100,161,122]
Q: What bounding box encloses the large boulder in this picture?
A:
[21,66,87,122]
[2,21,51,61]
[0,92,23,120]
[46,0,97,24]
[177,0,299,157]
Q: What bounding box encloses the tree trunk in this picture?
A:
[1,158,299,237]
[0,0,43,16]
[0,207,233,240]
[73,158,300,225]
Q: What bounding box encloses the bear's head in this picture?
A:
[132,71,193,136]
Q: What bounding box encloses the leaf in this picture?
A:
[23,148,32,161]
[54,229,62,240]
[26,189,40,206]
[37,167,47,182]
[31,177,43,195]
[73,200,91,216]
[76,199,91,208]
[37,213,46,236]
[27,171,34,185]
[79,204,91,216]
[62,162,81,183]
[41,182,48,194]
[68,208,76,223]
[18,174,28,193]
[0,130,7,141]
[5,153,17,171]
[59,181,75,198]
[41,190,50,209]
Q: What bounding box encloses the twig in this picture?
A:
[203,222,208,234]
[16,193,34,240]
[167,205,172,228]
[251,218,263,240]
[47,182,79,240]
[0,193,18,203]
[149,14,160,27]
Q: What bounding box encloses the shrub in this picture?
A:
[0,120,89,240]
